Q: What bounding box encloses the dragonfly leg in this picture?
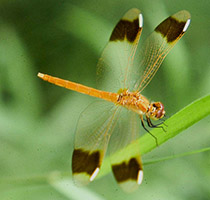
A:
[146,116,167,132]
[140,115,158,146]
[159,115,168,127]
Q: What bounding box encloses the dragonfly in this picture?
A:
[38,8,191,192]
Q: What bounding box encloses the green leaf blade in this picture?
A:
[99,94,210,178]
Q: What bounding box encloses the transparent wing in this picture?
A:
[96,8,143,93]
[72,100,121,185]
[109,107,143,192]
[131,10,191,92]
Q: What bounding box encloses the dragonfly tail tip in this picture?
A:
[37,72,44,78]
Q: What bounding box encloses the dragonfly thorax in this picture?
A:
[116,89,150,115]
[117,89,165,119]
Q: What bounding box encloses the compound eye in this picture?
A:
[152,102,165,119]
[156,109,164,118]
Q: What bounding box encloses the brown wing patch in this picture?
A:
[155,16,186,43]
[112,157,143,183]
[72,148,101,176]
[110,19,141,42]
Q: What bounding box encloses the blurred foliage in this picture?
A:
[0,0,209,199]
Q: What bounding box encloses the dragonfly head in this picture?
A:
[148,102,165,120]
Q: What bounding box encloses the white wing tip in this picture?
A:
[137,170,143,185]
[183,19,191,32]
[90,167,100,182]
[139,13,143,28]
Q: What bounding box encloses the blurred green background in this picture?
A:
[0,0,209,199]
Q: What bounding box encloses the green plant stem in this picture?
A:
[143,146,210,166]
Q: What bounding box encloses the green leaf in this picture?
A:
[98,94,210,178]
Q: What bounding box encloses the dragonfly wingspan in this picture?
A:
[131,10,191,92]
[38,8,191,192]
[72,100,121,185]
[97,8,143,93]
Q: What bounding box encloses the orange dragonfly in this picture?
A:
[38,8,191,192]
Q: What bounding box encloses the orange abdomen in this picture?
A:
[38,73,118,103]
